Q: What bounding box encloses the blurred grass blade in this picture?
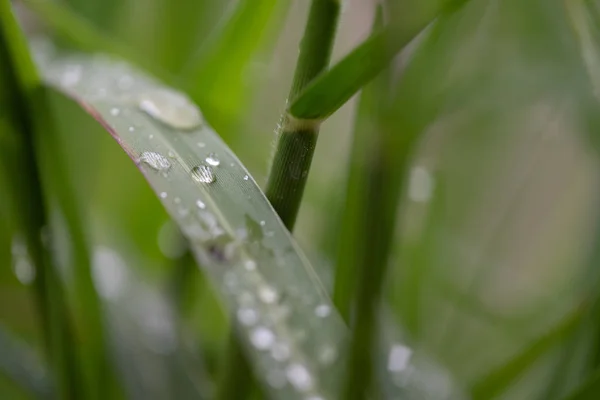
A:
[289,0,468,120]
[182,0,290,131]
[0,325,53,398]
[23,0,172,83]
[34,46,349,399]
[471,306,585,400]
[561,368,600,400]
[565,0,600,98]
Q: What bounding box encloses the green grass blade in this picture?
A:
[471,306,585,400]
[561,368,600,400]
[23,0,172,83]
[35,47,350,399]
[182,0,290,132]
[289,0,468,120]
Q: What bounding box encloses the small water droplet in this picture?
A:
[250,327,275,350]
[244,259,257,271]
[61,65,82,87]
[110,107,120,116]
[318,345,337,365]
[314,304,331,318]
[408,166,433,203]
[260,220,266,226]
[243,175,249,181]
[191,165,215,184]
[271,342,291,361]
[149,134,154,139]
[196,199,206,209]
[168,151,176,158]
[197,142,206,148]
[14,259,35,285]
[139,88,202,130]
[160,192,168,199]
[258,286,279,304]
[237,307,258,326]
[388,344,412,372]
[205,153,220,166]
[128,126,135,132]
[286,363,313,392]
[139,151,171,171]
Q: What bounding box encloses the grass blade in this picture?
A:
[35,47,350,399]
[289,0,468,120]
[561,368,600,400]
[182,0,290,132]
[471,306,585,400]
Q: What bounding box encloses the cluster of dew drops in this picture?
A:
[124,87,334,399]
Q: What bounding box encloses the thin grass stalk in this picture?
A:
[217,0,341,398]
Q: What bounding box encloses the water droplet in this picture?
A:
[286,363,313,392]
[197,142,205,148]
[258,285,279,304]
[160,192,168,199]
[191,165,215,183]
[92,247,128,300]
[110,107,120,116]
[205,153,220,166]
[237,307,258,326]
[139,88,202,130]
[168,151,176,158]
[260,220,266,226]
[14,259,35,285]
[149,134,154,139]
[250,327,275,350]
[128,126,135,132]
[318,345,337,365]
[139,151,171,171]
[314,304,331,318]
[271,342,291,361]
[61,65,82,87]
[388,344,412,372]
[244,259,257,271]
[196,199,206,209]
[408,166,433,203]
[243,175,249,181]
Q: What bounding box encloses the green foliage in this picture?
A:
[3,0,600,399]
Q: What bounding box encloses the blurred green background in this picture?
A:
[3,0,600,399]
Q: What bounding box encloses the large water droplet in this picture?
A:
[139,88,202,130]
[191,165,215,184]
[250,327,275,350]
[286,363,313,392]
[139,151,171,171]
[205,153,220,166]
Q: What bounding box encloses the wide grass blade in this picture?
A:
[34,46,349,399]
[289,0,468,120]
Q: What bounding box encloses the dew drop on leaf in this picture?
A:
[205,153,221,166]
[139,88,203,130]
[314,304,331,318]
[250,326,275,350]
[139,151,171,171]
[237,307,258,326]
[286,363,313,392]
[258,285,279,304]
[243,175,249,181]
[191,165,215,184]
[244,259,257,271]
[110,107,120,116]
